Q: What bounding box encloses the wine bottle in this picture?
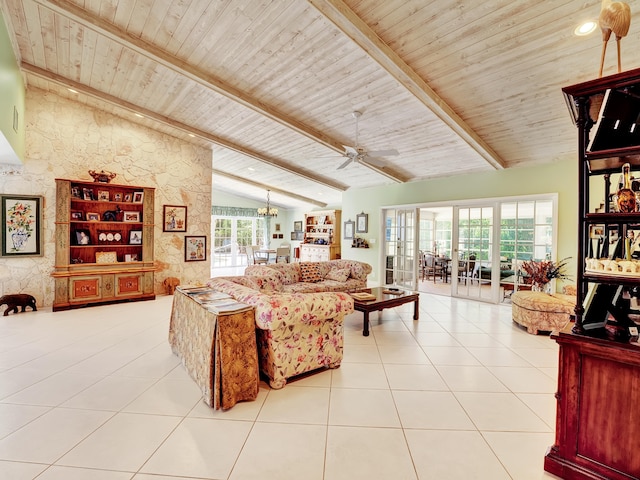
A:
[615,163,638,213]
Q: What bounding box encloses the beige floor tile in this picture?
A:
[0,403,50,438]
[455,392,552,432]
[413,331,461,347]
[329,388,400,427]
[62,375,156,411]
[141,417,252,478]
[121,378,202,415]
[229,422,326,480]
[0,407,113,463]
[341,344,381,363]
[3,372,102,406]
[325,425,417,480]
[466,346,533,367]
[405,429,510,480]
[422,346,481,366]
[384,364,448,391]
[393,390,475,430]
[486,366,557,393]
[517,393,557,428]
[56,412,180,471]
[436,365,509,392]
[330,362,389,389]
[371,330,420,346]
[0,460,47,479]
[482,431,559,480]
[377,345,430,364]
[36,465,132,479]
[258,386,330,424]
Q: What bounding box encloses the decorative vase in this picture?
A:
[11,230,29,251]
[531,283,551,293]
[615,163,638,213]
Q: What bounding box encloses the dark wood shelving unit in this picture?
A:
[543,68,640,480]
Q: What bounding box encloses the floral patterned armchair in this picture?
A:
[207,276,354,388]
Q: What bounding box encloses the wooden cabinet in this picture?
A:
[544,68,640,479]
[300,209,341,262]
[52,178,156,311]
[545,325,640,480]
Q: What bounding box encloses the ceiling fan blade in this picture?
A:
[337,158,353,170]
[366,149,399,157]
[362,156,387,168]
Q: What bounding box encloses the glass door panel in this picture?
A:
[454,206,496,301]
[383,208,417,289]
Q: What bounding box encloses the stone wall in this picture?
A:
[0,88,212,307]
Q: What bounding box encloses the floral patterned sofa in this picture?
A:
[244,259,372,293]
[207,260,371,388]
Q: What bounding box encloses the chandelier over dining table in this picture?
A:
[257,189,278,217]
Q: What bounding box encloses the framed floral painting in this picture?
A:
[163,205,187,232]
[1,195,43,256]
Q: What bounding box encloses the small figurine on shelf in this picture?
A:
[88,170,117,183]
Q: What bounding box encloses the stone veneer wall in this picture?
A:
[0,88,212,307]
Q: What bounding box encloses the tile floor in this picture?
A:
[0,293,562,479]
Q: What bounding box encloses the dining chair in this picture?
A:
[276,246,290,263]
[424,254,444,283]
[246,245,267,265]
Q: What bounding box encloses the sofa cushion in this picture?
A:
[325,268,350,282]
[300,262,323,283]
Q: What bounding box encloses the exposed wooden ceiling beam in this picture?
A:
[212,170,328,208]
[21,63,349,192]
[308,0,506,171]
[37,0,346,155]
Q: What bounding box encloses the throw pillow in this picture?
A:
[325,268,350,282]
[299,262,322,283]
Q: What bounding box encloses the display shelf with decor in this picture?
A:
[543,68,640,480]
[52,178,156,311]
[300,209,341,262]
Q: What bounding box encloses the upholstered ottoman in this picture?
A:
[511,291,576,334]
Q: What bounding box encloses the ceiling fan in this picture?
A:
[336,111,399,170]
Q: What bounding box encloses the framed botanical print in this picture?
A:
[344,220,355,240]
[356,212,368,233]
[163,205,187,232]
[185,235,207,262]
[1,195,43,256]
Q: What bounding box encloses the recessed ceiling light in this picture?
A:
[134,113,144,118]
[188,133,195,137]
[575,21,597,36]
[248,167,255,171]
[67,88,78,94]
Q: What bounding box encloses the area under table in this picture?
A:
[352,287,419,336]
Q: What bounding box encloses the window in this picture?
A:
[500,200,553,262]
[211,216,266,268]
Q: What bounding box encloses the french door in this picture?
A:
[453,205,501,302]
[383,208,418,289]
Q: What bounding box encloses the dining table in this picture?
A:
[255,249,276,263]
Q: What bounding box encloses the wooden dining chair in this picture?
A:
[276,246,290,263]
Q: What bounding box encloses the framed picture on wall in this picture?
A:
[294,221,303,232]
[163,205,187,232]
[185,235,207,262]
[344,220,355,240]
[356,212,368,233]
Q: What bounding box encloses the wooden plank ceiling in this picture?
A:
[3,0,640,209]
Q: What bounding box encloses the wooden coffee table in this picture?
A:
[351,287,419,336]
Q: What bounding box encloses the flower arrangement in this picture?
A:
[522,257,571,289]
[6,201,34,235]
